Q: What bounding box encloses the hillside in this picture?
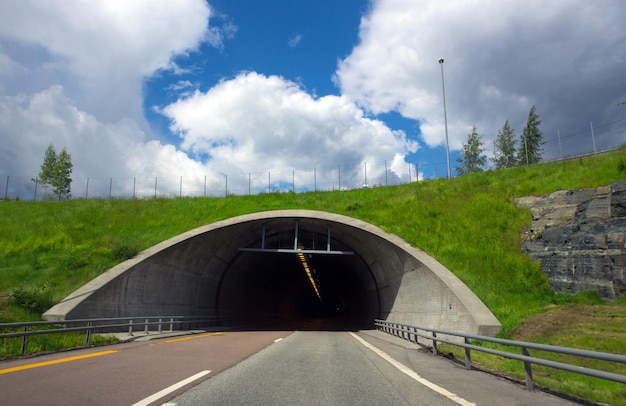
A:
[2,150,625,329]
[2,149,626,404]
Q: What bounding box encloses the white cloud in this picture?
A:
[163,72,417,189]
[288,34,303,48]
[0,85,215,198]
[0,0,211,122]
[336,0,626,156]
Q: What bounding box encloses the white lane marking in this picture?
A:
[131,370,211,406]
[274,338,283,343]
[349,332,475,406]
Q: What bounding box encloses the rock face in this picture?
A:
[514,181,626,300]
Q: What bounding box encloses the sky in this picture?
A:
[1,0,625,198]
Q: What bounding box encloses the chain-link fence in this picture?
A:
[2,115,625,201]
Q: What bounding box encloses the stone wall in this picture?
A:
[514,181,626,300]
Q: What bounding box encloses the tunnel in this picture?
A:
[44,210,501,335]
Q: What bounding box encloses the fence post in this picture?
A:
[590,121,597,154]
[109,177,112,198]
[522,347,534,390]
[86,322,93,346]
[5,175,9,200]
[338,165,341,190]
[464,337,472,370]
[85,177,89,198]
[21,326,29,355]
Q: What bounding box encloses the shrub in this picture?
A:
[9,282,54,314]
[111,241,139,260]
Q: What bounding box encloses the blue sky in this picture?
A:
[1,1,625,198]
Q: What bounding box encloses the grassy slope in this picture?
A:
[1,150,625,327]
[2,149,626,404]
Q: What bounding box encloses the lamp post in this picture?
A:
[439,58,451,179]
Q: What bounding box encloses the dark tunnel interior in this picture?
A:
[216,229,380,330]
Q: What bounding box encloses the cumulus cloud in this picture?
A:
[336,0,626,157]
[163,72,417,189]
[0,86,215,198]
[0,0,212,122]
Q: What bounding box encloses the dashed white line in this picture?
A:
[131,370,211,406]
[348,332,476,406]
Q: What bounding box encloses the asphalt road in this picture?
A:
[0,327,583,406]
[0,330,292,405]
[169,329,581,406]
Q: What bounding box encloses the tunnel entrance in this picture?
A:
[44,210,501,337]
[217,223,379,330]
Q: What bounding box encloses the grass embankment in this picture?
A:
[1,149,626,403]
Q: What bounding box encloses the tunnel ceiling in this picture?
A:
[44,210,502,336]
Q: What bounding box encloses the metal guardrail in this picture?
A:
[0,316,222,355]
[375,319,626,389]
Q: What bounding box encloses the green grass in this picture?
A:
[1,149,626,403]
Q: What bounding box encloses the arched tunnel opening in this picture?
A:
[217,228,379,330]
[43,210,501,336]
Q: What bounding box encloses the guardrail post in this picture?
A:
[158,318,163,334]
[464,337,472,370]
[432,332,438,355]
[128,319,134,336]
[144,319,149,335]
[169,318,174,332]
[413,327,418,345]
[522,347,534,390]
[85,322,93,346]
[21,326,29,355]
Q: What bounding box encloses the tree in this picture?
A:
[493,119,517,169]
[34,144,73,200]
[35,144,58,198]
[517,105,544,165]
[454,126,486,175]
[52,147,73,200]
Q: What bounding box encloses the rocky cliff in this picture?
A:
[514,181,626,300]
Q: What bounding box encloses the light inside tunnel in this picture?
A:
[297,250,322,302]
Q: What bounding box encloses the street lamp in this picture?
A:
[439,58,451,179]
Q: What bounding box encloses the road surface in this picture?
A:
[0,327,582,405]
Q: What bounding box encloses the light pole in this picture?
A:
[439,58,451,179]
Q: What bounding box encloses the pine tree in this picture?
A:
[517,105,544,165]
[454,126,486,175]
[493,119,517,169]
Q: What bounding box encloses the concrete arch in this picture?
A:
[44,210,501,335]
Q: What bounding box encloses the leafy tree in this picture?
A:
[52,147,73,200]
[34,144,73,200]
[493,119,517,169]
[517,105,544,165]
[35,144,58,198]
[454,126,486,174]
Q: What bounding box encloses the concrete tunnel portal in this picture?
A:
[44,210,501,335]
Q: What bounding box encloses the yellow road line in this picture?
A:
[0,350,119,375]
[164,331,224,343]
